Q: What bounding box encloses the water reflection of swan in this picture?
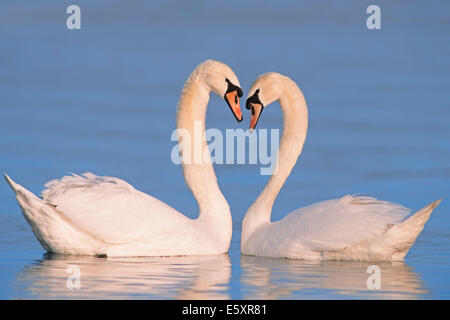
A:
[14,254,231,299]
[240,256,427,299]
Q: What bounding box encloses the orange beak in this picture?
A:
[225,90,243,122]
[248,102,264,132]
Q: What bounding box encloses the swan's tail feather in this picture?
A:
[4,173,53,251]
[322,199,441,261]
[3,173,17,193]
[4,174,45,217]
[387,199,441,260]
[5,174,106,255]
[5,174,42,205]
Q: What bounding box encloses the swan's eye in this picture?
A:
[225,79,242,97]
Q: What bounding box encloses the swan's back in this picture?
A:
[279,195,411,251]
[245,195,413,259]
[41,173,189,244]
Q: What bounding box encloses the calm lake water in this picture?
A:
[0,1,449,299]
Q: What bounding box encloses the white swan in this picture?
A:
[5,60,244,257]
[241,72,441,261]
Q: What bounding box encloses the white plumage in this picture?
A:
[5,60,243,257]
[241,73,441,261]
[244,194,440,261]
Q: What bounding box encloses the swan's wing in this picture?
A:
[278,195,412,252]
[41,173,187,244]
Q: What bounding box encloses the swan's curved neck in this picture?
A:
[242,79,308,246]
[177,71,231,233]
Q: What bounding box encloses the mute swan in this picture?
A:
[241,72,441,261]
[5,59,244,257]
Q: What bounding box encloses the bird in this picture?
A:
[241,72,441,261]
[5,59,244,257]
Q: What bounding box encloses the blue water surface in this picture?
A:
[0,0,449,299]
